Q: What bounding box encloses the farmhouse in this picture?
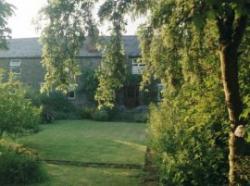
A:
[0,36,160,108]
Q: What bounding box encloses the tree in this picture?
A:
[0,0,14,48]
[38,1,249,183]
[38,0,145,108]
[39,0,98,94]
[95,0,127,109]
[0,72,40,138]
[136,1,249,185]
[95,0,150,109]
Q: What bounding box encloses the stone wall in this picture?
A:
[0,56,150,108]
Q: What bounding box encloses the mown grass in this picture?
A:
[19,120,146,164]
[32,164,142,186]
[19,120,146,186]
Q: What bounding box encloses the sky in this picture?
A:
[6,0,144,39]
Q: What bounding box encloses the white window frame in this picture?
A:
[131,58,145,75]
[9,59,22,75]
[67,90,76,100]
[157,83,164,102]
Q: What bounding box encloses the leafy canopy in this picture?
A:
[0,0,14,48]
[39,0,98,94]
[0,71,40,138]
[135,0,249,185]
[95,0,128,109]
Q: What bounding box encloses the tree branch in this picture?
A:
[232,15,248,50]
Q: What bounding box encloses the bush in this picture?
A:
[133,112,148,123]
[81,107,95,119]
[0,140,47,185]
[0,76,40,137]
[30,92,80,123]
[84,106,148,122]
[112,111,147,122]
[111,106,148,123]
[92,109,110,121]
[148,100,228,186]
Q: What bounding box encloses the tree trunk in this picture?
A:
[216,13,248,185]
[219,44,246,186]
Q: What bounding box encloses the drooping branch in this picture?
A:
[95,0,127,109]
[39,0,98,94]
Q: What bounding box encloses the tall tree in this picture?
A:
[0,0,14,48]
[95,0,127,109]
[94,0,150,109]
[137,1,249,185]
[39,0,98,94]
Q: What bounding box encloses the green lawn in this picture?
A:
[33,164,141,186]
[19,120,147,186]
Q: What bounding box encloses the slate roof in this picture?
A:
[0,36,140,58]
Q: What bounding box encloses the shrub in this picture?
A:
[30,92,80,123]
[238,155,250,185]
[112,111,147,122]
[87,106,148,122]
[81,107,95,119]
[41,92,78,120]
[148,103,228,186]
[111,106,148,123]
[41,104,55,123]
[0,140,47,185]
[0,75,40,137]
[92,108,110,121]
[133,112,148,123]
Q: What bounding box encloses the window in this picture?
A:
[157,83,163,102]
[67,91,76,100]
[10,60,22,74]
[124,85,140,108]
[131,58,145,75]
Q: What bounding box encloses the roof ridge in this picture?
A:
[9,35,137,41]
[9,37,39,40]
[0,36,140,58]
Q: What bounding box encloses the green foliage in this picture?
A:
[148,80,229,185]
[134,1,250,185]
[39,0,98,94]
[95,1,127,109]
[92,108,110,121]
[133,112,148,123]
[78,69,98,102]
[95,37,127,109]
[0,0,14,49]
[118,111,147,123]
[98,0,150,21]
[81,105,148,123]
[112,107,148,123]
[0,72,40,138]
[0,139,47,185]
[81,106,95,119]
[238,155,250,184]
[239,28,250,125]
[31,92,79,123]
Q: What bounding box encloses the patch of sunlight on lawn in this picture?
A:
[114,140,146,152]
[19,120,147,164]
